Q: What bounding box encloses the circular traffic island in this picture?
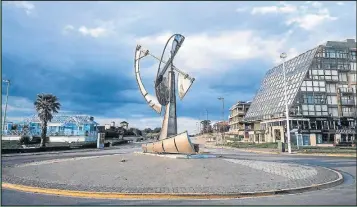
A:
[2,153,343,199]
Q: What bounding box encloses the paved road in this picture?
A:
[1,143,356,205]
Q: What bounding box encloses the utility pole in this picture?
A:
[218,97,225,157]
[205,109,208,134]
[2,79,10,133]
[218,97,225,142]
[280,52,292,154]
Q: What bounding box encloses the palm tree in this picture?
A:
[200,120,211,134]
[34,94,61,147]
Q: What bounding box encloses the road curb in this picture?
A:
[134,151,217,159]
[1,167,343,200]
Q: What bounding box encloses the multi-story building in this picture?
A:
[227,101,252,141]
[213,121,229,133]
[244,39,357,146]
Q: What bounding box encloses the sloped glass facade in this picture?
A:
[245,46,320,121]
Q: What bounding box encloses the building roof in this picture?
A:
[325,39,356,49]
[244,46,320,121]
[229,101,252,111]
[23,114,98,125]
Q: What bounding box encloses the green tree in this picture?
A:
[143,128,153,133]
[153,127,161,133]
[34,94,61,147]
[200,120,211,133]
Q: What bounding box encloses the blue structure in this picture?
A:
[3,114,99,137]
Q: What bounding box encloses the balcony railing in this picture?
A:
[338,87,354,93]
[340,100,355,105]
[342,112,357,117]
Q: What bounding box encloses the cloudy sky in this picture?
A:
[2,1,356,133]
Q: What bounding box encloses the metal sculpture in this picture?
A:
[134,34,197,154]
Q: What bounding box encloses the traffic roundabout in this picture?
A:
[2,153,343,200]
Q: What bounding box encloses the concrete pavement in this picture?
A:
[1,142,356,205]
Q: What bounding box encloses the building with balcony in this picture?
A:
[244,39,357,146]
[227,101,253,141]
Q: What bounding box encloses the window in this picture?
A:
[352,51,356,60]
[350,74,357,83]
[327,96,337,104]
[314,94,326,104]
[326,84,336,93]
[319,134,334,144]
[303,94,314,104]
[339,73,348,81]
[328,107,338,117]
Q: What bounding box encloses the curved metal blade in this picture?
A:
[134,46,162,114]
[178,72,194,100]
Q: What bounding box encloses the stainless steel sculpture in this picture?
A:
[134,34,197,154]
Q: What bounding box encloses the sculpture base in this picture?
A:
[142,131,197,154]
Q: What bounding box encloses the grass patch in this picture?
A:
[1,140,22,149]
[298,146,356,154]
[223,141,356,154]
[224,142,278,148]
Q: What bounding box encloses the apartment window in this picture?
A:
[352,51,356,60]
[323,64,331,69]
[328,107,338,117]
[339,73,348,82]
[350,74,357,83]
[302,94,313,104]
[326,84,336,93]
[351,63,357,71]
[327,96,337,104]
[314,94,326,104]
[325,70,338,80]
[342,107,353,112]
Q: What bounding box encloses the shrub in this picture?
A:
[31,136,42,144]
[19,136,30,145]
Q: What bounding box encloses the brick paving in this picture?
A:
[2,153,339,194]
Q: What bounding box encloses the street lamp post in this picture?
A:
[205,109,208,134]
[218,97,225,158]
[2,79,10,133]
[280,53,292,154]
[218,97,225,144]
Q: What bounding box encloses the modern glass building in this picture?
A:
[244,39,356,146]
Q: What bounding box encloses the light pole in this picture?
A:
[280,52,292,154]
[218,97,225,157]
[218,97,225,144]
[2,79,10,133]
[205,109,208,134]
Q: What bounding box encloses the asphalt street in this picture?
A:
[1,143,356,205]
